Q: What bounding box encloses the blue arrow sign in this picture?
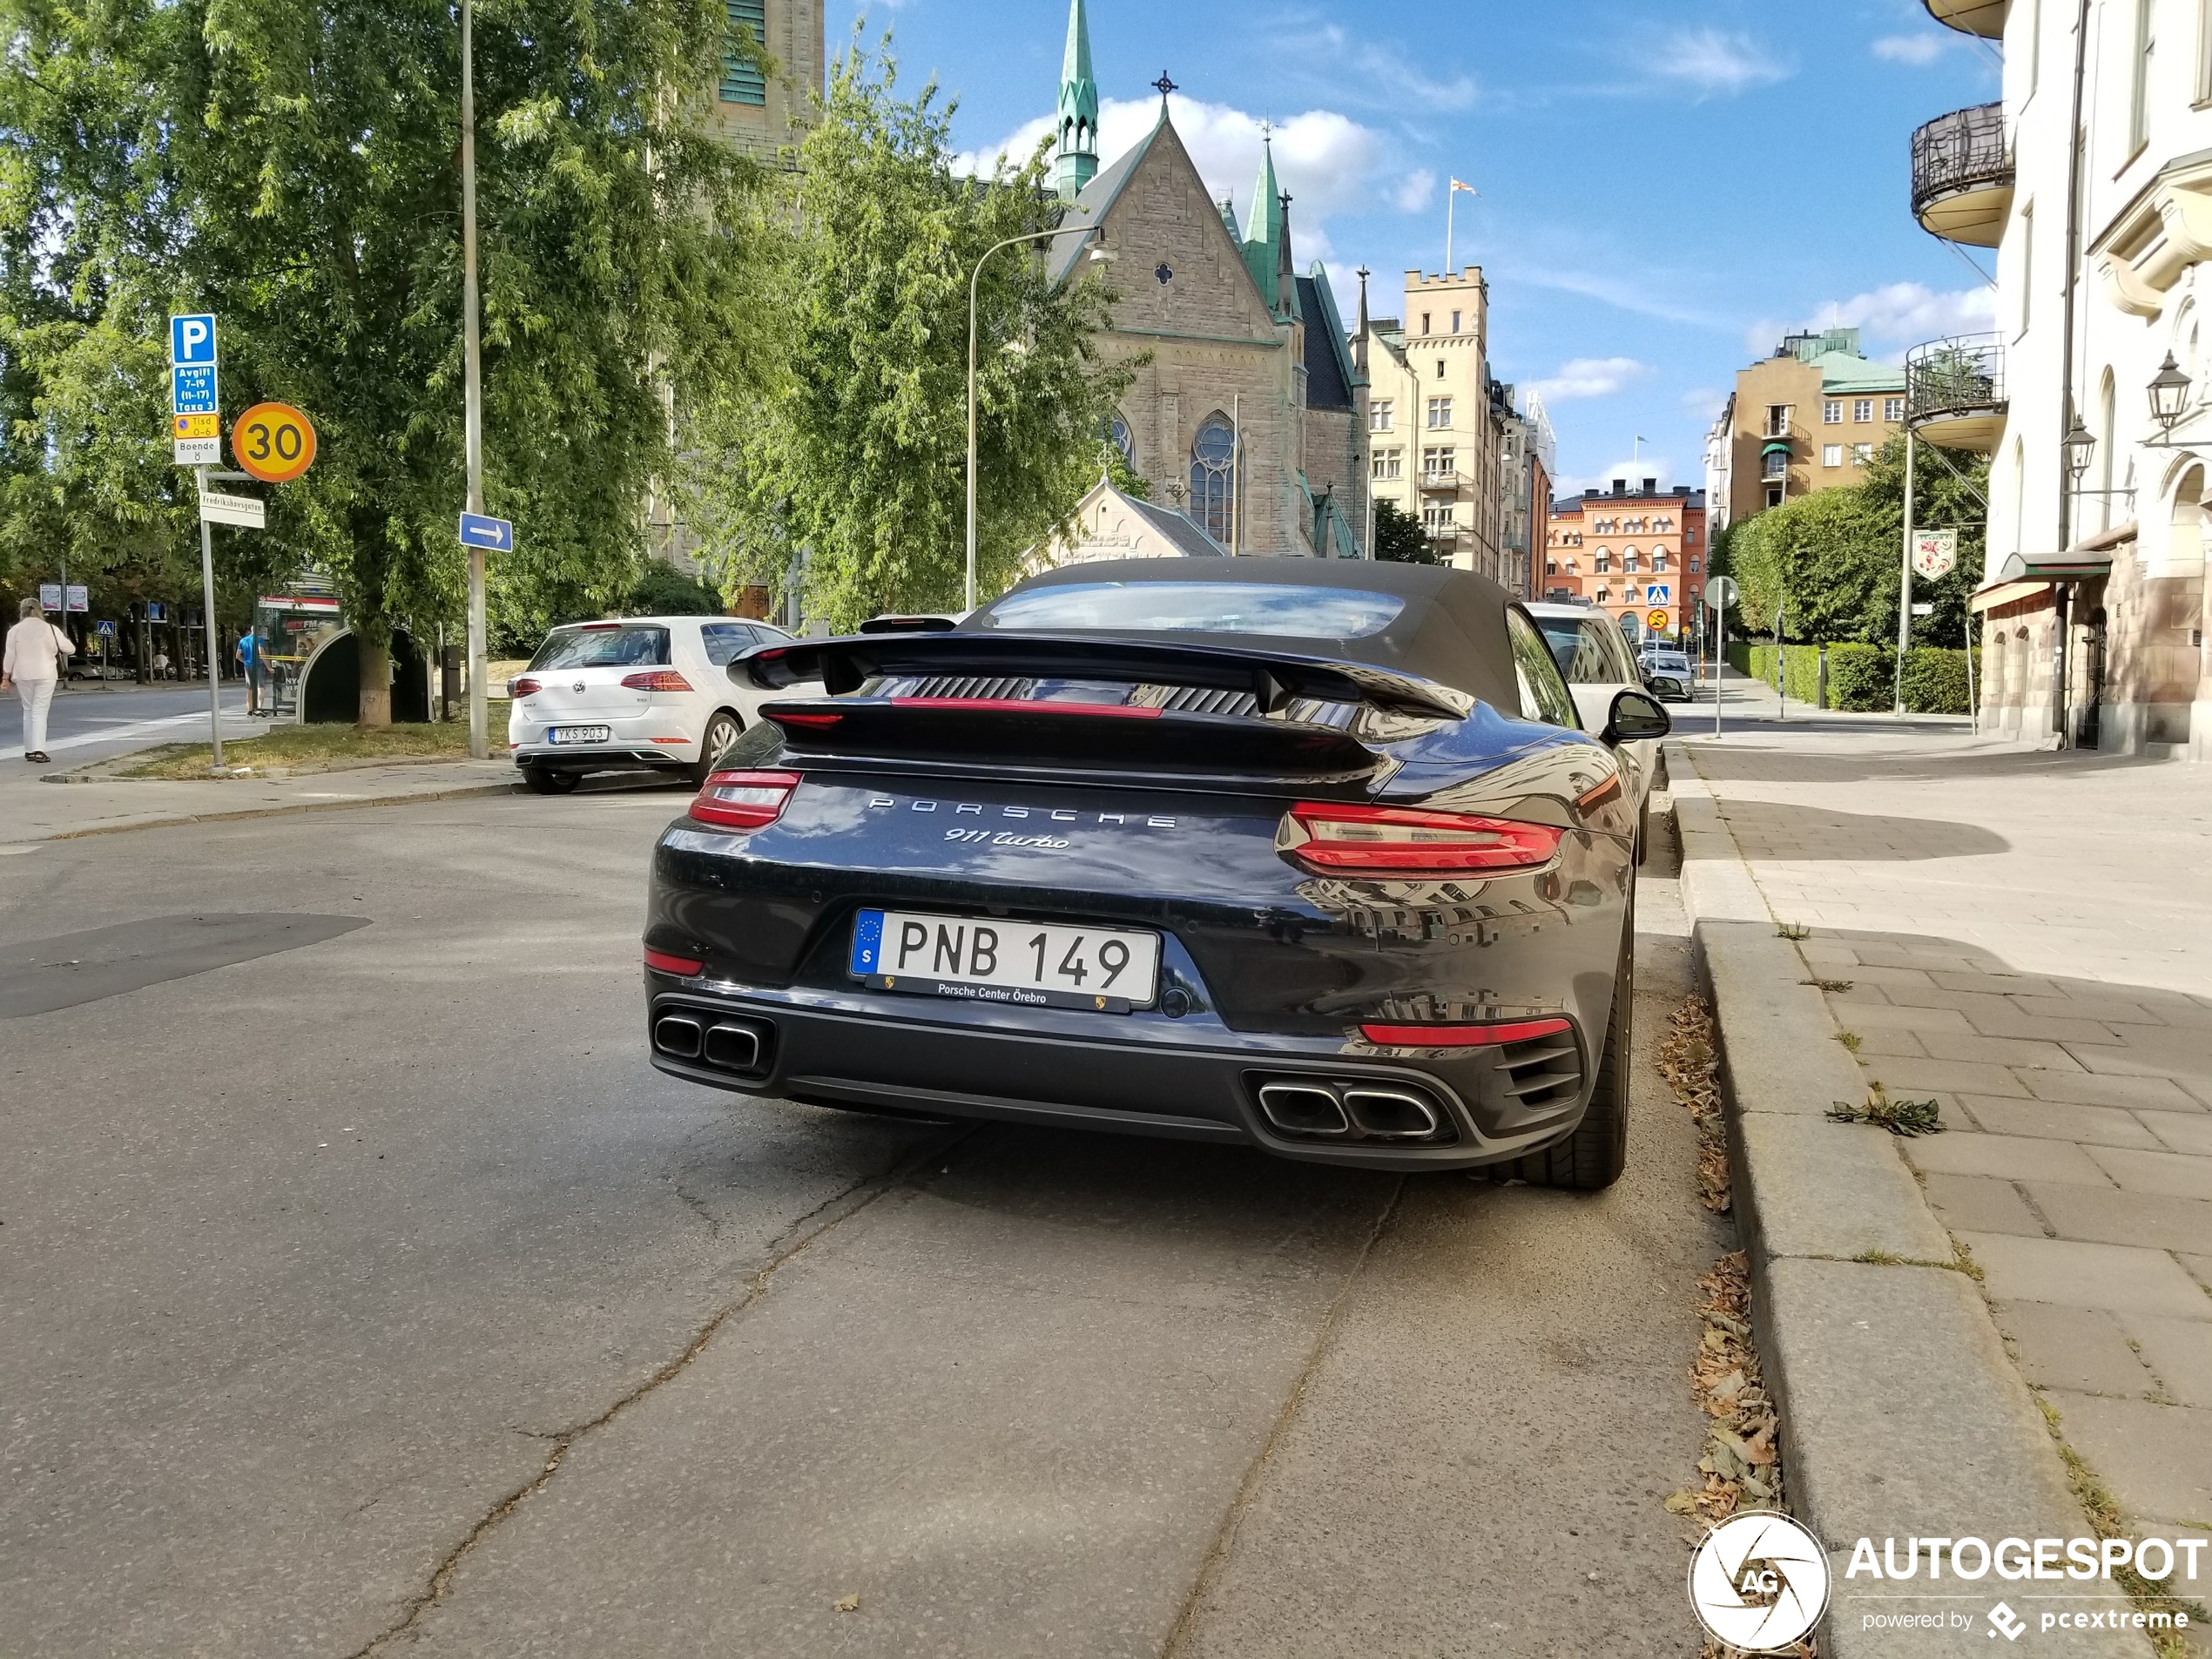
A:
[170,314,218,365]
[172,363,219,416]
[458,511,514,551]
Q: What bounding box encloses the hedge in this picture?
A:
[1727,643,1978,713]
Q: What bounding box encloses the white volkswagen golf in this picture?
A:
[508,615,806,794]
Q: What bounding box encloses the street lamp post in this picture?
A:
[966,226,1103,610]
[461,0,488,759]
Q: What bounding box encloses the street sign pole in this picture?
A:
[195,466,224,768]
[1894,428,1916,716]
[461,0,488,760]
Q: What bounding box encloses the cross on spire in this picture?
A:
[1152,71,1177,104]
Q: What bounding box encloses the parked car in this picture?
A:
[1526,600,1664,855]
[1640,650,1695,702]
[643,560,1671,1189]
[508,615,813,794]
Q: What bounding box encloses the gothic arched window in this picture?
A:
[1190,414,1237,544]
[1108,411,1135,469]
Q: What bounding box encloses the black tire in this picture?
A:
[694,711,743,786]
[1495,902,1633,1192]
[523,765,580,795]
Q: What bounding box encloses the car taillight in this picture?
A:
[511,677,542,698]
[621,671,692,693]
[689,770,799,830]
[1280,802,1564,876]
[644,948,705,976]
[1360,1016,1572,1047]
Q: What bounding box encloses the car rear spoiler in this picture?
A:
[734,632,1474,723]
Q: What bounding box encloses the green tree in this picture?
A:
[0,0,772,719]
[681,38,1135,630]
[1371,498,1435,563]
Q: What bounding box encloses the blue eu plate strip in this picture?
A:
[849,909,885,975]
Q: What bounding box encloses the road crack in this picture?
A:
[345,1123,979,1656]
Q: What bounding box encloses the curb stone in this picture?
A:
[1667,746,2141,1658]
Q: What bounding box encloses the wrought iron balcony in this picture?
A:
[1912,103,2013,247]
[1921,0,2007,37]
[1906,334,2006,453]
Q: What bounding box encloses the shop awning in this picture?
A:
[1969,538,2124,611]
[1967,579,2050,612]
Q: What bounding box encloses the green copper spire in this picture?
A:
[1055,0,1099,201]
[1241,127,1287,312]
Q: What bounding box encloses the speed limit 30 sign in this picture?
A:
[233,402,317,482]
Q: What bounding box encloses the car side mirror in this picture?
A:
[1602,689,1671,745]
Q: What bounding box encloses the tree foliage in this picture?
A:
[1371,498,1435,563]
[680,39,1136,630]
[1723,435,1985,647]
[0,0,772,710]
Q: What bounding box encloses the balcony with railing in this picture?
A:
[1905,334,2006,453]
[1912,102,2013,247]
[1921,0,2006,37]
[1419,469,1465,493]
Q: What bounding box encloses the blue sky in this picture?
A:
[850,0,1999,494]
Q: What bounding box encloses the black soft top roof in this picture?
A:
[974,556,1521,710]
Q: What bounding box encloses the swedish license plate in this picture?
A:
[550,725,612,745]
[850,908,1161,1014]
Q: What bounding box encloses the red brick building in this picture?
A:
[1542,478,1709,645]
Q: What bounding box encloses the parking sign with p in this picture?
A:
[171,314,217,366]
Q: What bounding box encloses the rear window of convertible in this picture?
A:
[528,625,671,671]
[979,582,1405,638]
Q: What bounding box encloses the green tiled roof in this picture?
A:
[1811,351,1905,395]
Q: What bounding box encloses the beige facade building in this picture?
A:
[704,0,823,165]
[1358,270,1509,579]
[1703,327,1906,535]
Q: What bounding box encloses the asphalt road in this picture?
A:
[0,786,1732,1657]
[1,681,252,766]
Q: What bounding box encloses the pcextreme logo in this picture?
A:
[1688,1511,1831,1652]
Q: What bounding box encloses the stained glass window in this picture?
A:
[1108,411,1134,468]
[1189,414,1236,544]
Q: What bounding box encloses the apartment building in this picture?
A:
[1543,480,1710,644]
[1702,328,1906,536]
[1359,270,1509,580]
[1920,0,2210,758]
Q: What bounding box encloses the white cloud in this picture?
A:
[957,94,1415,269]
[1641,28,1791,98]
[1872,31,1949,65]
[1508,265,1732,330]
[1272,24,1480,113]
[1530,355,1651,402]
[1747,282,1997,354]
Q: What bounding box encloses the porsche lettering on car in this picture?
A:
[642,559,1669,1185]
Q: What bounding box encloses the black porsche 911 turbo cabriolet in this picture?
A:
[641,558,1669,1188]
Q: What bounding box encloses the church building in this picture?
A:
[1042,0,1368,557]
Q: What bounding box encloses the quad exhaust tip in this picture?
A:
[653,1011,772,1076]
[1255,1078,1452,1144]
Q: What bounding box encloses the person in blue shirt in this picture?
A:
[236,629,265,716]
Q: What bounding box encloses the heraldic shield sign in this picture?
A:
[1911,529,1957,580]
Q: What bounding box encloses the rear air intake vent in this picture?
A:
[905,674,1036,701]
[1250,1075,1458,1145]
[1496,1029,1581,1113]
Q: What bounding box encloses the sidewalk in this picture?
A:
[1,758,523,842]
[1676,711,2212,1546]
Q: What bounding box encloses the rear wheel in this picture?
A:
[523,765,579,795]
[694,711,743,786]
[1496,905,1632,1192]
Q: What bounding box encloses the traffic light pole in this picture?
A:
[461,0,488,760]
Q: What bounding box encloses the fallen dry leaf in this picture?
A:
[834,1594,860,1613]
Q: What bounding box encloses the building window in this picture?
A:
[1420,313,1432,334]
[1420,447,1457,479]
[1451,309,1462,333]
[1762,449,1788,481]
[1624,549,1640,572]
[1107,411,1135,468]
[1689,556,1702,573]
[1851,398,1872,422]
[1686,527,1698,544]
[1764,404,1791,437]
[1435,360,1447,379]
[1596,588,1610,604]
[2132,0,2155,152]
[1370,400,1393,432]
[1883,395,1905,422]
[1653,552,1668,571]
[1851,442,1872,466]
[1426,397,1453,428]
[1822,443,1844,467]
[721,0,768,103]
[1422,502,1454,535]
[1371,448,1402,481]
[1764,486,1784,509]
[1594,550,1612,572]
[1189,413,1238,545]
[1546,559,1559,576]
[1823,400,1842,424]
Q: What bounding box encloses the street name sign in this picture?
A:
[459,511,514,551]
[233,402,317,482]
[1705,576,1738,611]
[199,489,266,529]
[1911,529,1958,580]
[1912,602,1935,616]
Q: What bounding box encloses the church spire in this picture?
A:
[1241,126,1291,318]
[1055,0,1099,201]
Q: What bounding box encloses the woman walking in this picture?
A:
[2,597,74,763]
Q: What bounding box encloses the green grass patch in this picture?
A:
[118,707,509,779]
